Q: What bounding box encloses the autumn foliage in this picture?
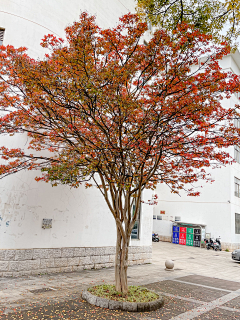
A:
[0,13,240,292]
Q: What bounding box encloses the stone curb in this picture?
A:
[82,290,164,312]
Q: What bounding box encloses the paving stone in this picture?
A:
[195,307,240,319]
[222,296,240,309]
[177,275,240,291]
[145,280,228,302]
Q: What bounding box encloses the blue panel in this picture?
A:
[173,226,179,232]
[173,232,179,239]
[172,237,179,244]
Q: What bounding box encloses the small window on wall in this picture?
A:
[235,177,240,197]
[234,146,240,164]
[0,28,5,45]
[157,215,162,220]
[235,213,240,234]
[131,201,141,239]
[234,117,240,129]
[153,215,156,220]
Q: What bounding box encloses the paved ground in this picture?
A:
[0,242,240,319]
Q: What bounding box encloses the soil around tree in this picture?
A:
[82,284,164,312]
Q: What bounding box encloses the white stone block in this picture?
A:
[61,248,74,258]
[68,257,80,266]
[54,258,68,267]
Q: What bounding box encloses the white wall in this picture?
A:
[0,0,153,249]
[154,54,240,245]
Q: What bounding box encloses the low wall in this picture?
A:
[0,246,152,277]
[221,243,240,250]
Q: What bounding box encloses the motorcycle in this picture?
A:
[213,237,222,251]
[152,233,160,242]
[204,238,214,250]
[204,237,222,251]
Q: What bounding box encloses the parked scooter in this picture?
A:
[152,233,160,242]
[204,238,214,250]
[204,237,222,251]
[213,237,222,251]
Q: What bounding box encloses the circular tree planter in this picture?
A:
[82,290,164,312]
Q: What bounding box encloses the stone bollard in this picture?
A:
[165,259,174,271]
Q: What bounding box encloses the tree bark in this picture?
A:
[115,225,129,293]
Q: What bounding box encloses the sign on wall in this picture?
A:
[42,219,52,229]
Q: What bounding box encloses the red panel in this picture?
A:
[179,239,186,245]
[179,232,186,239]
[180,227,187,233]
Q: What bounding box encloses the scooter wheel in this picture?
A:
[207,247,210,250]
[219,249,222,251]
[215,248,218,251]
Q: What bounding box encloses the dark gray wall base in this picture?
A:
[82,290,164,312]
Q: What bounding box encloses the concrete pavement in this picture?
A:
[0,242,240,319]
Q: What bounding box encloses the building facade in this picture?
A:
[0,0,153,277]
[153,51,240,250]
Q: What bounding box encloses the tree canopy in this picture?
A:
[137,0,240,47]
[0,13,240,292]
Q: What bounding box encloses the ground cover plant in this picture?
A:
[0,12,240,293]
[88,285,159,302]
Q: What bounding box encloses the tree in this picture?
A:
[137,0,240,47]
[0,13,240,293]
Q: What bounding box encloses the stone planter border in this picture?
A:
[82,290,164,312]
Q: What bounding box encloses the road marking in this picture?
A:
[219,305,240,313]
[173,279,234,293]
[170,290,240,320]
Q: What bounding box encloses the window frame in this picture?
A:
[131,200,141,240]
[0,28,5,46]
[235,213,240,234]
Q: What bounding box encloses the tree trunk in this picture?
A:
[115,225,129,293]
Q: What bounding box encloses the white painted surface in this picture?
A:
[154,55,240,247]
[0,0,153,249]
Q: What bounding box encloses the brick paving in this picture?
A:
[0,242,240,319]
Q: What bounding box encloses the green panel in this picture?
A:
[186,239,193,246]
[186,233,194,241]
[187,227,194,234]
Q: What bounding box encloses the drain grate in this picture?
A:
[29,287,54,294]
